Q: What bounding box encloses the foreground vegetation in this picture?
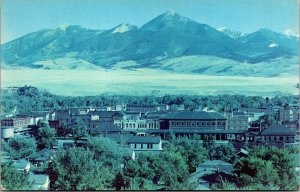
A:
[1,130,298,190]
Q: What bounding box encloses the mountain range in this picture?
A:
[1,10,299,77]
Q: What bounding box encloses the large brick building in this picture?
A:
[159,111,227,130]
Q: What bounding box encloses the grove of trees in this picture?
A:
[2,86,298,116]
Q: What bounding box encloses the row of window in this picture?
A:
[119,123,158,129]
[170,121,225,127]
[134,143,153,149]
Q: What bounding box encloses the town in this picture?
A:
[1,86,299,190]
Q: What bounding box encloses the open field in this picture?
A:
[1,69,299,96]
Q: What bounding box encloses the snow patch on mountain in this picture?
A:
[112,24,136,34]
[268,43,278,48]
[283,29,299,38]
[217,27,247,39]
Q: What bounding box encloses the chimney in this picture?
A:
[266,97,269,109]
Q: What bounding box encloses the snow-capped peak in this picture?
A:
[283,29,299,38]
[166,10,176,16]
[112,24,136,34]
[59,24,70,31]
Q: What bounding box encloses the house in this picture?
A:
[1,127,15,140]
[30,149,52,167]
[1,117,31,131]
[17,111,51,126]
[160,111,227,130]
[28,173,50,190]
[125,104,169,113]
[259,125,296,143]
[278,109,299,122]
[104,134,162,152]
[54,139,75,149]
[88,111,125,122]
[1,151,11,163]
[13,159,31,174]
[192,160,234,190]
[89,122,122,135]
[224,111,249,130]
[48,120,59,130]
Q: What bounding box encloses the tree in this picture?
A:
[258,114,276,127]
[47,147,113,190]
[214,143,236,163]
[1,162,31,190]
[36,121,56,149]
[72,119,87,139]
[234,156,280,189]
[175,137,208,173]
[8,136,37,159]
[58,121,71,137]
[156,150,189,189]
[203,135,216,160]
[113,171,125,190]
[87,136,124,168]
[250,146,298,190]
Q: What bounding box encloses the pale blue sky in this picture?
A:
[1,0,299,43]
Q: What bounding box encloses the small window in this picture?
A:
[182,122,184,126]
[207,122,210,126]
[196,122,200,126]
[134,144,137,148]
[141,144,143,149]
[201,122,205,126]
[187,122,190,126]
[176,122,179,126]
[280,136,283,141]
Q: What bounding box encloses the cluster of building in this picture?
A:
[1,101,299,190]
[1,101,299,147]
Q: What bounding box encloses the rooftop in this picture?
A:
[13,159,30,169]
[160,111,226,120]
[260,125,296,136]
[198,160,233,168]
[91,122,122,133]
[28,173,49,185]
[105,134,161,144]
[88,111,124,118]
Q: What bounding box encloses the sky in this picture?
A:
[1,0,299,43]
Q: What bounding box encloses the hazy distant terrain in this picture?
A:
[2,69,298,96]
[1,11,299,77]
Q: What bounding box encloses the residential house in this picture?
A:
[1,117,31,131]
[104,134,162,152]
[28,173,50,190]
[125,104,169,113]
[89,122,122,135]
[13,159,31,174]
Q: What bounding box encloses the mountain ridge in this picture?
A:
[1,11,299,77]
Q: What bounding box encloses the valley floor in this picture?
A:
[1,69,299,96]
